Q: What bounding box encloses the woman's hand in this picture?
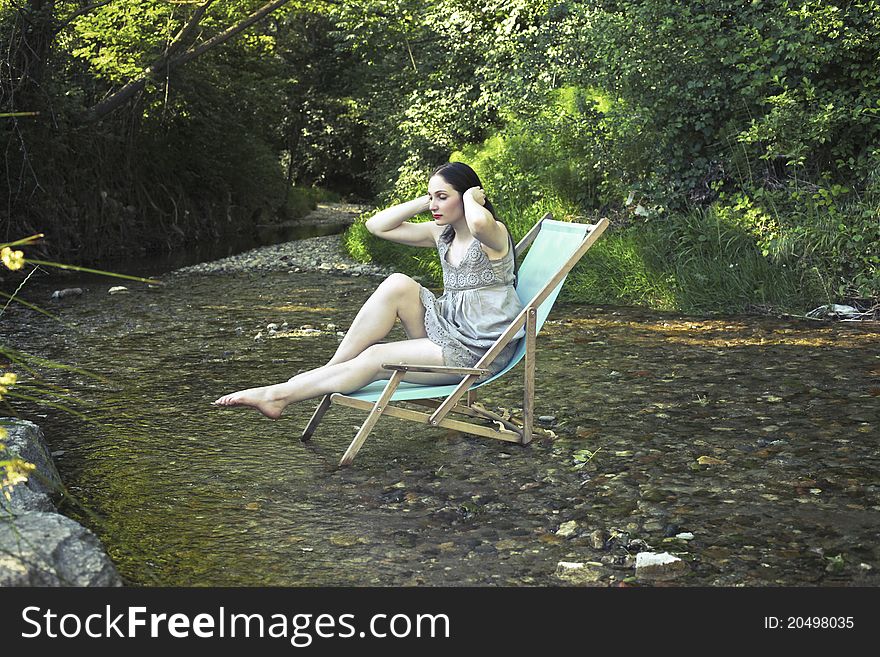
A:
[415,194,431,213]
[463,186,486,206]
[364,194,438,248]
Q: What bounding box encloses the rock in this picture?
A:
[108,286,129,295]
[0,419,62,513]
[329,534,360,547]
[1,482,55,514]
[538,415,557,425]
[0,512,122,586]
[590,529,607,549]
[640,487,665,501]
[697,455,726,466]
[50,287,83,300]
[675,532,695,541]
[556,520,578,538]
[635,551,687,580]
[266,323,279,331]
[663,524,680,537]
[0,418,122,587]
[555,561,605,585]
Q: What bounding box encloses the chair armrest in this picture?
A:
[381,363,490,377]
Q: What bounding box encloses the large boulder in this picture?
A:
[1,418,122,586]
[1,418,62,514]
[0,512,122,586]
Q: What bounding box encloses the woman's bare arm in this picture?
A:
[365,196,440,247]
[462,187,509,253]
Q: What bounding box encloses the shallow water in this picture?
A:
[2,269,879,586]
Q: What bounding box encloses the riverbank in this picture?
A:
[169,202,394,279]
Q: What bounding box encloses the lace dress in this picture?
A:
[419,227,524,377]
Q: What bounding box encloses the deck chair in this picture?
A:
[301,214,609,465]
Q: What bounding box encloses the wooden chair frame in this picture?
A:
[301,214,609,465]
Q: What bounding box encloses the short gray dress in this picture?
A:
[419,226,524,378]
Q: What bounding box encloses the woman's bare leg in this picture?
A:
[213,338,455,419]
[327,273,427,366]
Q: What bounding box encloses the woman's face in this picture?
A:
[427,175,464,225]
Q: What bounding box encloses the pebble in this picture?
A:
[635,552,687,580]
[170,230,395,279]
[50,287,83,299]
[555,561,605,585]
[640,487,665,502]
[627,539,650,552]
[108,286,129,295]
[538,415,557,425]
[556,520,578,538]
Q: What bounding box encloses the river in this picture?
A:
[1,249,878,586]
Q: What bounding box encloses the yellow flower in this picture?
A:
[0,372,16,399]
[1,458,36,500]
[1,246,25,270]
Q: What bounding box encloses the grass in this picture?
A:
[344,200,826,315]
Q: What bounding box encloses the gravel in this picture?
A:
[168,202,397,280]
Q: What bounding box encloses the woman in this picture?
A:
[213,162,523,418]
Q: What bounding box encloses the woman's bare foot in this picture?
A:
[212,385,288,419]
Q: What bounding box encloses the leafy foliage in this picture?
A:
[0,0,876,306]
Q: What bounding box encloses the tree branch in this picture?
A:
[164,0,217,60]
[80,0,292,123]
[169,0,289,67]
[53,0,117,36]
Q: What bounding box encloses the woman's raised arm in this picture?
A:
[462,187,509,252]
[365,196,439,248]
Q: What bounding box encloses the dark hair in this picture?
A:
[431,162,518,284]
[431,162,499,220]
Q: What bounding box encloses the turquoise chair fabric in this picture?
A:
[346,219,591,402]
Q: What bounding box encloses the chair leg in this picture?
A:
[339,370,404,466]
[522,307,537,445]
[301,395,332,442]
